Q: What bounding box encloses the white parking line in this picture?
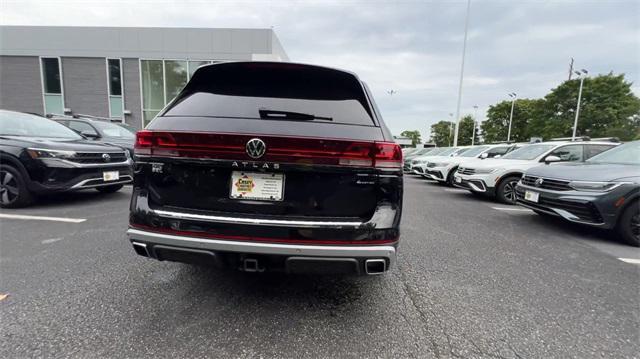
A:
[618,258,640,265]
[491,207,532,212]
[41,237,63,244]
[0,214,86,223]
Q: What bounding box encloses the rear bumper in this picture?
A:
[127,227,397,274]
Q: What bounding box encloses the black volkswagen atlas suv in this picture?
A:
[127,62,403,275]
[0,110,133,208]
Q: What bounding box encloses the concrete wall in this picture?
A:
[0,56,43,114]
[122,58,142,130]
[61,57,109,117]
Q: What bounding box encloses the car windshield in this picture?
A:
[501,144,555,160]
[459,146,490,157]
[587,141,640,165]
[451,147,471,156]
[92,121,135,139]
[438,147,458,156]
[0,111,82,139]
[426,148,447,156]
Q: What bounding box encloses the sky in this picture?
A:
[2,0,639,139]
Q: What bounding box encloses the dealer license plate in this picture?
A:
[103,171,119,181]
[230,171,284,201]
[524,190,539,203]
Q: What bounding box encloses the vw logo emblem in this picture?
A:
[102,153,111,162]
[246,138,266,159]
[534,178,544,187]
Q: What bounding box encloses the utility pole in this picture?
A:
[452,0,471,147]
[448,113,454,147]
[472,105,478,145]
[568,58,574,81]
[572,69,588,140]
[507,93,516,142]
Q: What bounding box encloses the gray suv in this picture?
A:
[516,141,640,246]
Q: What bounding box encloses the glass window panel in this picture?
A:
[108,59,122,96]
[109,96,123,118]
[42,58,61,94]
[188,61,209,78]
[143,110,160,127]
[164,60,188,104]
[140,60,164,110]
[44,94,64,115]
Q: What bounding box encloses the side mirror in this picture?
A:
[81,131,99,139]
[480,153,489,159]
[544,155,561,164]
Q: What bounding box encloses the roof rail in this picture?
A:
[548,136,591,142]
[590,137,620,143]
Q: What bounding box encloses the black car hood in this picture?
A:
[1,136,126,152]
[527,162,640,182]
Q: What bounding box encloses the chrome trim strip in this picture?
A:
[152,208,364,228]
[57,158,132,168]
[467,181,486,192]
[71,175,133,189]
[127,228,397,267]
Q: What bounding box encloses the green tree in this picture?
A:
[430,121,455,147]
[481,98,543,143]
[400,130,422,146]
[533,73,640,141]
[456,114,479,146]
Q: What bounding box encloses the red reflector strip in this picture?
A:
[130,223,398,245]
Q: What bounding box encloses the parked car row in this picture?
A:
[0,110,135,208]
[406,140,639,246]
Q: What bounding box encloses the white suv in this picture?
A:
[453,141,619,204]
[415,144,515,185]
[411,147,468,176]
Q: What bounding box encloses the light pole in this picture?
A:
[572,69,588,141]
[452,0,472,147]
[448,113,454,146]
[472,105,478,145]
[507,93,516,142]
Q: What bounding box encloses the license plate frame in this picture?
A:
[524,190,539,203]
[230,171,284,201]
[103,171,119,182]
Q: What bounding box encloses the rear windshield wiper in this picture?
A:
[258,109,333,122]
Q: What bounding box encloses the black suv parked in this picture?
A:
[127,62,403,275]
[516,140,640,246]
[52,115,135,156]
[0,110,133,207]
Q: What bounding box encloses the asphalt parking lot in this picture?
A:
[1,176,639,358]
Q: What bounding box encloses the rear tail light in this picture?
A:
[135,131,402,169]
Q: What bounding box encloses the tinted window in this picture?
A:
[0,111,81,139]
[162,63,375,126]
[502,144,555,160]
[108,59,122,96]
[485,146,510,158]
[67,121,98,136]
[42,58,61,94]
[546,144,583,162]
[587,141,639,165]
[459,146,489,157]
[585,144,615,159]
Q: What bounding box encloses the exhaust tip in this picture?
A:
[365,259,387,275]
[132,242,149,257]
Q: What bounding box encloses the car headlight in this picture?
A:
[27,148,76,159]
[474,168,500,174]
[568,181,629,192]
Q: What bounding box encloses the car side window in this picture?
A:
[67,121,98,137]
[485,146,510,158]
[547,144,584,162]
[585,144,615,159]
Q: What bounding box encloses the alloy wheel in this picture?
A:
[0,170,19,205]
[503,180,518,203]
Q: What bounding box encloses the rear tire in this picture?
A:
[617,202,640,247]
[0,165,34,208]
[496,175,520,205]
[96,184,124,193]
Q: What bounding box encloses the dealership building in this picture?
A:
[0,26,289,129]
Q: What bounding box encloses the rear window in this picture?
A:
[161,62,376,126]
